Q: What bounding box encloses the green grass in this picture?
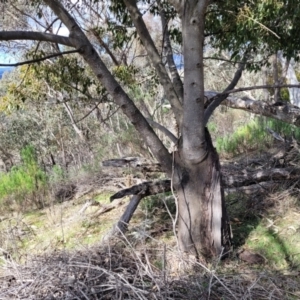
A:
[94,192,112,204]
[0,145,47,210]
[213,117,300,156]
[228,190,300,270]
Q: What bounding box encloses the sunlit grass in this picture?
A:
[211,117,300,156]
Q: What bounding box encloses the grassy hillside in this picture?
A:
[0,111,300,298]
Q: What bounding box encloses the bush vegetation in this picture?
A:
[0,145,47,210]
[212,116,300,156]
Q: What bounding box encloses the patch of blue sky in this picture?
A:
[174,54,183,69]
[0,52,16,78]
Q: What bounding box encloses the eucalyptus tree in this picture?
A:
[1,0,300,259]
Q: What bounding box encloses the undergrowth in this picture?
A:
[212,117,300,156]
[0,145,47,210]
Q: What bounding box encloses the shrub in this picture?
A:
[214,117,300,155]
[0,145,47,210]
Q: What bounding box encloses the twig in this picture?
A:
[0,49,79,67]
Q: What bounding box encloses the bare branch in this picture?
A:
[0,31,73,47]
[159,4,183,102]
[219,84,300,96]
[44,0,173,174]
[0,49,79,67]
[205,91,300,127]
[147,118,178,144]
[90,28,120,66]
[204,61,245,124]
[123,0,183,126]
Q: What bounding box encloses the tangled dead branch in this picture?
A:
[0,243,299,299]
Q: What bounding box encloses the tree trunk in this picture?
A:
[175,129,232,258]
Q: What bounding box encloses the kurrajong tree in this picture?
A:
[1,0,300,259]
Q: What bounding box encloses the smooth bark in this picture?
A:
[0,31,73,47]
[160,4,184,102]
[181,1,208,163]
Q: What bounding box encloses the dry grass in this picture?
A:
[0,238,300,300]
[1,144,300,299]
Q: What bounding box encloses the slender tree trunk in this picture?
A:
[273,52,280,102]
[175,129,232,258]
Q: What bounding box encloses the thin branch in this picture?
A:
[232,10,280,39]
[204,60,246,124]
[159,3,183,103]
[0,31,73,47]
[123,0,183,126]
[75,100,120,125]
[147,118,178,144]
[203,55,265,65]
[90,28,120,66]
[219,84,300,97]
[0,49,79,67]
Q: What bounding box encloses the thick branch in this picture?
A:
[205,91,300,127]
[204,61,245,125]
[219,84,300,96]
[0,31,73,47]
[123,0,183,126]
[110,166,300,201]
[110,180,171,201]
[44,0,173,174]
[115,195,143,233]
[146,118,178,144]
[160,5,183,102]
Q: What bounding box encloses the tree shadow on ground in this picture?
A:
[226,180,300,270]
[226,191,262,249]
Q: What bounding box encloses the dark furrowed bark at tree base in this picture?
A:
[174,128,232,258]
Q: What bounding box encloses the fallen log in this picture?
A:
[110,180,171,201]
[102,157,162,172]
[205,91,300,127]
[225,181,278,195]
[108,166,300,234]
[224,167,300,188]
[116,195,143,233]
[110,167,300,201]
